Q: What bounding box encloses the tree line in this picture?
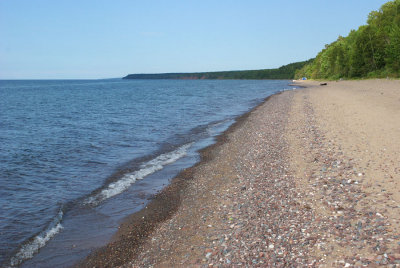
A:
[123,60,311,80]
[296,0,400,79]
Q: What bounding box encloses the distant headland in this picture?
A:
[122,60,312,80]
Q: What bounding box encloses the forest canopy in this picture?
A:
[296,0,400,79]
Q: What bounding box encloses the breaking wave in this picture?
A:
[9,209,64,267]
[85,143,192,205]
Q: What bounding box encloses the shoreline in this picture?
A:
[76,91,283,267]
[4,81,288,268]
[79,79,400,267]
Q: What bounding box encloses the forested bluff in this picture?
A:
[123,60,311,80]
[296,0,400,79]
[124,0,399,80]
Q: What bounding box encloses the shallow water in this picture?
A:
[0,79,291,267]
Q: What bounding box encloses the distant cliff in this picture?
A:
[123,60,312,80]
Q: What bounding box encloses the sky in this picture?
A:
[0,0,390,79]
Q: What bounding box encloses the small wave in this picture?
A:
[9,210,63,267]
[206,119,232,136]
[85,143,192,205]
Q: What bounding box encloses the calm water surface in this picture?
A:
[0,79,292,267]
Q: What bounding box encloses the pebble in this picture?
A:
[128,90,400,267]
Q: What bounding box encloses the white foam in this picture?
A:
[85,143,192,205]
[10,210,63,267]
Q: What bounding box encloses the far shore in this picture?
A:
[78,79,400,267]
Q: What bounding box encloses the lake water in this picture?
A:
[0,79,292,267]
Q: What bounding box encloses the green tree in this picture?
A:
[296,0,400,79]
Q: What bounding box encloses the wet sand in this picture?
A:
[79,79,400,267]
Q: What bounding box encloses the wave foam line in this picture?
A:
[85,143,192,205]
[9,209,63,267]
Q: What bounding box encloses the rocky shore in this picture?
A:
[79,80,400,267]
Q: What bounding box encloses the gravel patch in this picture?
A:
[80,83,400,268]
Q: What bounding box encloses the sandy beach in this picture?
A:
[79,79,400,267]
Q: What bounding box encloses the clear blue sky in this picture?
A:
[0,0,389,79]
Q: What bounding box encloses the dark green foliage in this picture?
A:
[386,23,400,71]
[123,60,311,80]
[296,0,400,79]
